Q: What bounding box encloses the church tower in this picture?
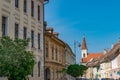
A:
[81,37,88,58]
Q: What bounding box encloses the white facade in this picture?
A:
[100,63,106,78]
[112,58,118,69]
[93,67,101,79]
[0,0,44,80]
[82,49,88,58]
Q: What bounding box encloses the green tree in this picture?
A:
[66,64,88,77]
[79,64,88,77]
[0,36,35,80]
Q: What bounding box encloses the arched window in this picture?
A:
[45,44,48,57]
[38,61,40,77]
[45,68,50,80]
[83,53,86,57]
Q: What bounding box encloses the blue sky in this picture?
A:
[45,0,120,64]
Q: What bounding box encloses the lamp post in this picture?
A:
[74,40,81,64]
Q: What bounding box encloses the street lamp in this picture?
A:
[74,40,81,55]
[74,40,81,64]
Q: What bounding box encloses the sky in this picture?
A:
[44,0,120,64]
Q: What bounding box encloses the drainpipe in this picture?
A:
[43,0,49,80]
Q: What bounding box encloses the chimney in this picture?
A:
[46,27,53,34]
[53,32,59,37]
[103,49,108,54]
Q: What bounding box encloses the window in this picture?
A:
[51,69,54,80]
[38,33,41,49]
[45,44,48,57]
[38,61,40,77]
[31,30,34,48]
[56,68,58,79]
[83,53,86,57]
[59,50,61,62]
[38,5,40,20]
[15,0,19,8]
[31,0,34,17]
[2,16,7,36]
[55,48,57,60]
[15,23,19,38]
[24,0,27,12]
[23,27,27,39]
[51,46,54,60]
[61,53,63,63]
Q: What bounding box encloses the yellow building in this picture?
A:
[0,0,45,80]
[44,27,66,80]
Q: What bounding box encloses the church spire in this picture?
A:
[81,36,87,50]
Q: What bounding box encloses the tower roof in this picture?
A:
[82,37,87,50]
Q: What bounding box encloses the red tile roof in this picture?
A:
[82,53,103,63]
[86,54,104,67]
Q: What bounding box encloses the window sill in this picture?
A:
[38,19,41,22]
[38,49,42,52]
[24,12,28,16]
[31,47,36,51]
[15,7,20,11]
[31,16,35,20]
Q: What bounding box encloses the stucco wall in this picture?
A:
[0,0,44,80]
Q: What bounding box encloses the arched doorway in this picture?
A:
[45,68,50,80]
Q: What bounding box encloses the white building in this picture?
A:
[0,0,46,80]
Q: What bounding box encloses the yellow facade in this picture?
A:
[45,28,66,80]
[86,67,93,79]
[0,0,44,80]
[105,62,111,78]
[65,43,76,80]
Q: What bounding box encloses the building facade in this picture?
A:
[65,43,76,80]
[44,27,66,80]
[0,0,45,80]
[86,40,120,79]
[99,41,120,79]
[80,37,103,79]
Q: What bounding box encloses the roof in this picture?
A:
[82,53,103,63]
[101,43,120,63]
[46,27,53,31]
[86,58,98,67]
[86,40,120,67]
[45,27,66,47]
[81,37,87,50]
[65,43,75,57]
[86,54,104,67]
[85,40,120,67]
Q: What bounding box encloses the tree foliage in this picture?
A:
[0,36,35,80]
[66,64,88,77]
[79,64,88,77]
